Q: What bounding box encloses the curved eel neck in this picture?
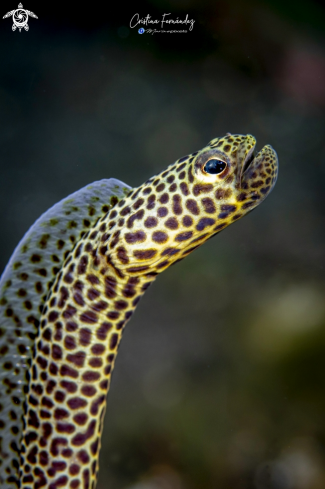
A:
[18,134,278,488]
[20,221,154,489]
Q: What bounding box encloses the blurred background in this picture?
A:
[1,0,325,487]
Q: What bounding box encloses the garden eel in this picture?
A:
[0,133,278,489]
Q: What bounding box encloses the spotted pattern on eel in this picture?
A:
[0,134,278,488]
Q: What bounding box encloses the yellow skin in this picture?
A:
[2,134,278,488]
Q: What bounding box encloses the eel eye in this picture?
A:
[203,159,227,175]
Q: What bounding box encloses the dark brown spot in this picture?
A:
[83,469,90,489]
[43,328,52,341]
[73,292,84,307]
[144,216,158,228]
[64,336,76,350]
[120,206,131,217]
[52,344,62,360]
[133,249,157,260]
[214,223,227,231]
[35,281,43,293]
[58,287,69,308]
[196,218,215,231]
[126,265,149,273]
[178,156,189,164]
[49,363,58,375]
[73,413,88,426]
[54,408,69,420]
[91,344,105,355]
[242,201,255,209]
[90,396,106,416]
[82,371,100,383]
[110,334,119,350]
[251,180,264,188]
[48,311,59,323]
[60,381,77,393]
[180,182,189,196]
[67,398,87,410]
[54,321,63,341]
[161,247,180,257]
[77,256,88,275]
[80,311,98,324]
[54,391,66,403]
[66,321,78,332]
[17,288,27,297]
[159,193,169,204]
[82,385,97,397]
[107,311,120,320]
[96,322,112,340]
[39,450,49,466]
[100,244,108,256]
[89,357,103,368]
[236,192,247,202]
[77,450,90,464]
[146,195,156,210]
[63,272,73,284]
[116,246,129,264]
[125,231,146,244]
[182,215,193,227]
[215,188,232,200]
[133,198,144,210]
[114,300,128,310]
[185,199,199,215]
[87,288,100,301]
[109,230,121,249]
[91,440,99,456]
[175,231,193,242]
[104,365,112,375]
[127,209,145,229]
[193,183,213,196]
[24,300,32,310]
[157,207,168,218]
[86,274,99,285]
[152,231,168,244]
[169,183,177,192]
[218,204,237,219]
[164,217,179,230]
[67,351,86,367]
[31,254,41,263]
[63,305,77,319]
[156,183,165,192]
[172,195,182,215]
[202,197,216,214]
[60,364,79,378]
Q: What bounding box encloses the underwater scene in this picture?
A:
[0,1,325,488]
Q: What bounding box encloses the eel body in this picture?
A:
[0,134,278,488]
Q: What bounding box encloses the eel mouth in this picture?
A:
[242,145,256,174]
[241,142,279,195]
[243,148,255,173]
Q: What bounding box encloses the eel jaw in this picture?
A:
[241,143,279,198]
[243,147,256,173]
[238,143,256,185]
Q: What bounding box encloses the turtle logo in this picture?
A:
[3,3,38,32]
